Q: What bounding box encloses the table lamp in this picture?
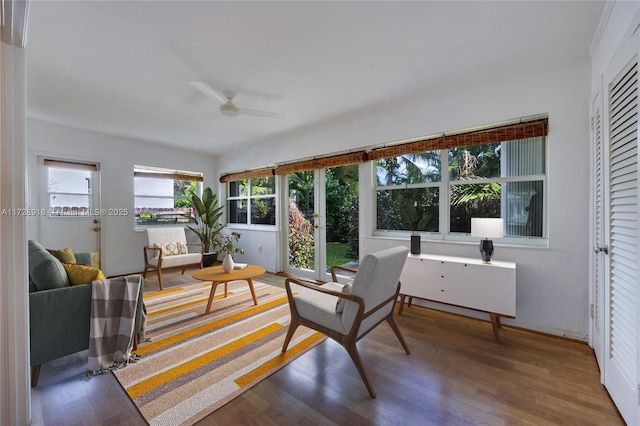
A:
[471,218,504,263]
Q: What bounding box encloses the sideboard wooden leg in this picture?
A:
[490,313,502,341]
[31,365,41,388]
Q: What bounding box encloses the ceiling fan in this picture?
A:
[188,81,284,118]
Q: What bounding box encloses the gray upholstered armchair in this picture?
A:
[282,246,411,398]
[28,240,145,387]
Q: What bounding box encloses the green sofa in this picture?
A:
[28,240,144,386]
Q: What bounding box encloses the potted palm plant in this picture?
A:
[186,187,225,267]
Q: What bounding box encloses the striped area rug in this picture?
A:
[113,279,325,425]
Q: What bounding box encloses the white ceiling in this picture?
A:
[26,1,605,155]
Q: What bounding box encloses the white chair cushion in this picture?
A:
[357,301,395,338]
[148,252,201,268]
[146,227,187,246]
[291,282,348,335]
[341,246,409,332]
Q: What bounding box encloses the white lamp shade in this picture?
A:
[471,218,504,239]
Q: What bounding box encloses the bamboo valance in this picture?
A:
[274,151,368,175]
[367,117,548,161]
[219,167,275,183]
[219,117,547,182]
[134,171,203,182]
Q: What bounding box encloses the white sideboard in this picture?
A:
[399,253,516,340]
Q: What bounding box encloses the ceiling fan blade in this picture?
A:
[188,81,227,104]
[238,107,286,119]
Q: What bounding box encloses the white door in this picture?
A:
[284,165,360,281]
[601,35,640,424]
[38,157,101,255]
[285,169,324,279]
[591,90,607,376]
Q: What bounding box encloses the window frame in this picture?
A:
[226,175,277,228]
[133,165,203,229]
[373,141,548,247]
[45,159,97,218]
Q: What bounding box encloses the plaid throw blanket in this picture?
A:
[88,275,142,374]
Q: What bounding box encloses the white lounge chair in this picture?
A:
[143,227,203,290]
[282,246,411,398]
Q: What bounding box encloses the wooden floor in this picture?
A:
[31,268,624,425]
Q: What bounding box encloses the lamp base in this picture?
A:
[479,239,494,263]
[410,234,421,254]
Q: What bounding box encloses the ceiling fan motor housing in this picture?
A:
[220,102,240,117]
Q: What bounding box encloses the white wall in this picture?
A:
[218,58,592,339]
[228,228,279,272]
[26,119,217,276]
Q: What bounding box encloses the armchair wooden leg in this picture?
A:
[282,317,300,353]
[31,365,41,388]
[345,341,376,398]
[386,314,411,354]
[157,269,163,291]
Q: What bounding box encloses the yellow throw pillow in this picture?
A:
[47,247,77,264]
[63,263,106,286]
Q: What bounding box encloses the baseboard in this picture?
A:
[402,299,588,343]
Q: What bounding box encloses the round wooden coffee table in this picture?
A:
[192,264,266,313]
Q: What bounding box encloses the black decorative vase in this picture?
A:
[410,234,421,255]
[479,239,494,263]
[202,251,218,268]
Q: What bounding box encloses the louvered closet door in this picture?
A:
[592,92,606,373]
[605,56,639,424]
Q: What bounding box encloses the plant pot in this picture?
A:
[222,253,234,273]
[203,251,218,268]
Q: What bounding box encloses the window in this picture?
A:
[46,159,97,217]
[375,135,546,240]
[134,166,203,227]
[449,137,545,237]
[376,152,441,232]
[227,176,276,226]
